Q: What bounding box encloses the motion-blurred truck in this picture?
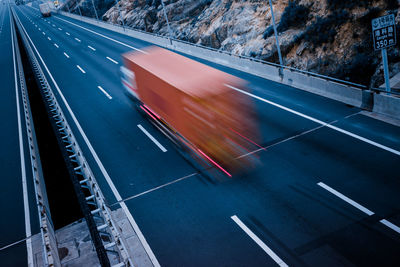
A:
[121,47,260,177]
[39,3,51,17]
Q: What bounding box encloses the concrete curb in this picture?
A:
[58,11,400,120]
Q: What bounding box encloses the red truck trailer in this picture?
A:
[121,46,260,176]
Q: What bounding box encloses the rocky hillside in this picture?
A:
[90,0,399,87]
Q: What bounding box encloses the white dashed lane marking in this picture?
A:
[106,56,118,64]
[97,86,113,100]
[76,65,86,73]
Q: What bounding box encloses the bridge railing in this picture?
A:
[56,4,400,102]
[57,3,379,91]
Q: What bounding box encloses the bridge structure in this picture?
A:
[1,0,400,266]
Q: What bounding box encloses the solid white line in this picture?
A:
[231,215,288,267]
[76,65,86,73]
[225,84,400,156]
[17,14,160,267]
[317,182,374,216]
[66,32,70,35]
[54,43,59,48]
[74,37,81,42]
[10,11,33,267]
[106,56,118,64]
[88,45,96,51]
[63,52,69,58]
[97,86,112,100]
[54,16,147,54]
[137,124,167,152]
[380,219,400,234]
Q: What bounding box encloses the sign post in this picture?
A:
[372,14,396,93]
[161,0,173,45]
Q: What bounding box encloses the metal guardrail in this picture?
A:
[12,7,134,267]
[11,7,59,266]
[56,4,400,97]
[58,5,372,91]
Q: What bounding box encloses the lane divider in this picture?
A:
[53,15,147,54]
[231,215,289,267]
[106,56,118,64]
[97,86,112,100]
[137,124,167,152]
[226,84,400,157]
[76,65,85,73]
[318,182,400,234]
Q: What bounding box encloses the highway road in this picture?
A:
[0,2,39,266]
[10,2,400,266]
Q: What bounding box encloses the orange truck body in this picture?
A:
[122,46,259,172]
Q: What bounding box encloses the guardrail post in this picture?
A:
[161,0,173,45]
[76,4,82,16]
[90,0,99,20]
[268,0,284,77]
[66,2,70,13]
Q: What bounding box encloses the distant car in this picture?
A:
[39,3,51,17]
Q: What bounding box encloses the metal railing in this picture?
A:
[13,7,134,267]
[57,2,400,96]
[57,2,375,91]
[11,7,60,266]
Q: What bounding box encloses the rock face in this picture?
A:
[100,0,399,87]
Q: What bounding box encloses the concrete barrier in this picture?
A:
[373,93,400,119]
[58,11,400,119]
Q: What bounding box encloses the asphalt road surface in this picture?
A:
[7,2,400,266]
